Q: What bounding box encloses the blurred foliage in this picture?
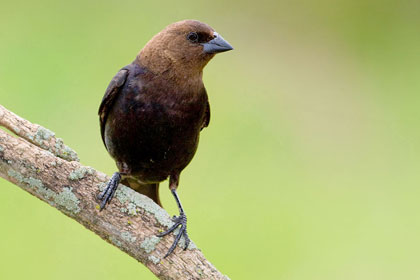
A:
[1,0,420,279]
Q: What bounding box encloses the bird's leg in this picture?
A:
[97,172,121,210]
[157,173,190,258]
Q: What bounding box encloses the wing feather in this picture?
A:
[201,100,210,130]
[98,69,129,145]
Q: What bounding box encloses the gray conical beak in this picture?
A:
[202,32,234,54]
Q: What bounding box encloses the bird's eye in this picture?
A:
[187,32,199,43]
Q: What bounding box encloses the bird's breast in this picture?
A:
[104,74,207,181]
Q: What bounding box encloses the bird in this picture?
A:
[97,19,233,258]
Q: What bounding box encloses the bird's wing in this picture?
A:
[201,100,211,130]
[98,68,129,145]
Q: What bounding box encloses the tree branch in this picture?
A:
[0,104,229,280]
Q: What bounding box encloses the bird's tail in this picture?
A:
[121,177,161,207]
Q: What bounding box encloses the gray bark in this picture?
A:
[0,104,229,280]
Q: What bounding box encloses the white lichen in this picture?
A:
[148,255,161,264]
[115,185,173,228]
[109,236,122,247]
[141,236,161,253]
[7,169,81,214]
[54,187,81,214]
[121,231,136,243]
[126,202,138,216]
[34,127,55,146]
[36,185,56,199]
[111,184,198,250]
[7,169,43,189]
[54,137,79,162]
[68,167,94,180]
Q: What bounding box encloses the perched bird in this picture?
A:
[97,20,233,257]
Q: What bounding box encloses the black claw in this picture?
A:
[183,231,190,250]
[157,212,189,258]
[165,225,184,258]
[158,187,190,258]
[157,222,179,237]
[98,172,121,211]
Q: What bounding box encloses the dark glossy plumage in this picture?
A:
[100,62,209,183]
[97,19,232,258]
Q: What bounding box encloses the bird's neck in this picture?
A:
[135,48,205,83]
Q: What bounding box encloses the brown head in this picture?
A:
[137,20,233,76]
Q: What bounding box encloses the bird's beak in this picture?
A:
[202,32,234,54]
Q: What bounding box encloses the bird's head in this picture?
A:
[137,20,233,75]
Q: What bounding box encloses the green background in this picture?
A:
[1,0,420,279]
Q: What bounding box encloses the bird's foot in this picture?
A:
[97,172,121,210]
[157,212,190,258]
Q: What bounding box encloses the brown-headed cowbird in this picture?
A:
[97,20,233,257]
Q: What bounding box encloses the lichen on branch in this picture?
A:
[0,104,229,280]
[0,105,79,161]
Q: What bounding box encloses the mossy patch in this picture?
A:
[8,169,43,188]
[126,202,138,215]
[97,181,198,251]
[54,137,79,162]
[102,183,199,251]
[68,166,94,180]
[121,231,136,243]
[140,236,161,253]
[148,255,160,264]
[34,127,55,146]
[7,169,25,184]
[109,236,122,247]
[54,187,81,213]
[114,185,173,228]
[7,169,80,214]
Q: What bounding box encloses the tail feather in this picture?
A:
[121,178,161,207]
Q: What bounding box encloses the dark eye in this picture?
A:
[187,32,199,43]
